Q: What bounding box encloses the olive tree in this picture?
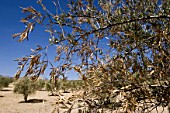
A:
[0,76,13,90]
[36,79,46,90]
[45,81,55,95]
[13,77,38,102]
[13,0,170,112]
[45,78,61,96]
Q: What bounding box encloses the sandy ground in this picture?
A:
[0,84,81,113]
[0,84,169,113]
[0,85,57,113]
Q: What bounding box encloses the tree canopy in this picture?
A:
[13,77,38,102]
[13,0,170,112]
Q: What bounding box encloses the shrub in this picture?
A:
[13,77,38,102]
[63,80,84,92]
[45,79,61,95]
[45,81,54,95]
[0,76,13,90]
[61,80,70,93]
[36,79,46,91]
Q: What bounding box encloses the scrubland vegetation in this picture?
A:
[0,75,13,90]
[12,76,84,102]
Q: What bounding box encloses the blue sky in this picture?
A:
[0,0,79,79]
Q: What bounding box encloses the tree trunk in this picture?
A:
[24,94,28,102]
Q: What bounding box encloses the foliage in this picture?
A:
[45,78,83,95]
[45,79,61,95]
[68,80,84,92]
[60,79,69,93]
[13,77,38,102]
[13,0,170,112]
[60,79,84,93]
[36,78,46,90]
[0,75,13,90]
[45,81,54,94]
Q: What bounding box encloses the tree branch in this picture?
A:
[82,15,170,36]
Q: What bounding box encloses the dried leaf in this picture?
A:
[30,75,39,81]
[40,64,47,74]
[21,6,41,16]
[54,55,60,62]
[18,30,28,42]
[149,70,155,75]
[12,33,21,39]
[20,18,28,23]
[30,48,35,52]
[36,45,43,51]
[73,66,81,73]
[14,70,22,80]
[27,22,35,33]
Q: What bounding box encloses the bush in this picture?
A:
[62,80,84,92]
[45,81,54,95]
[13,77,38,102]
[36,79,46,91]
[61,80,70,93]
[0,76,13,90]
[45,79,61,95]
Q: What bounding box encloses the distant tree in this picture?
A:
[45,79,61,95]
[67,80,84,92]
[0,76,13,90]
[61,78,70,93]
[13,0,170,112]
[45,81,55,95]
[36,79,46,91]
[13,77,38,102]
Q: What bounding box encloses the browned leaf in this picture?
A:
[20,18,28,23]
[30,75,39,81]
[18,29,28,42]
[54,55,60,62]
[14,70,22,80]
[21,6,40,16]
[36,45,43,51]
[12,33,21,39]
[40,64,47,74]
